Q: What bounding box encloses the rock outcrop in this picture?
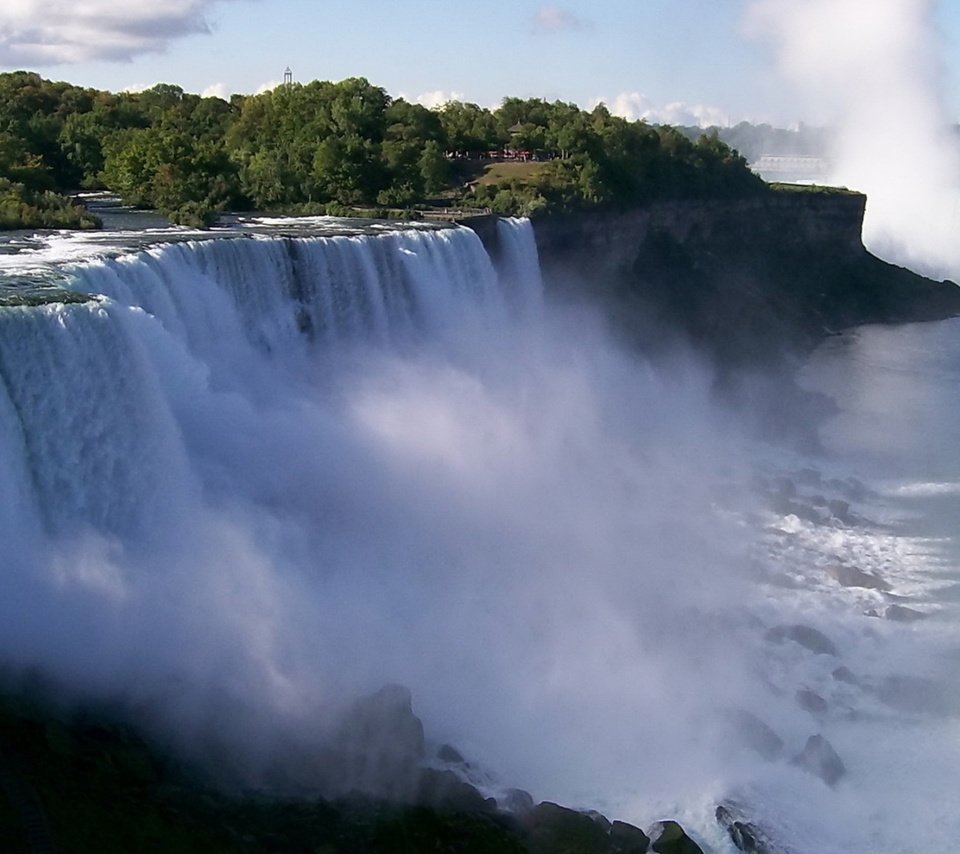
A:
[474,192,960,365]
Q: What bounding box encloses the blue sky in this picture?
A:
[2,1,959,127]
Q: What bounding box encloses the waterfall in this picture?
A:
[0,220,532,544]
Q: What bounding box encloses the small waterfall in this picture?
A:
[496,217,544,315]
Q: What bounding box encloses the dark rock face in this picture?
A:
[522,802,651,854]
[528,195,960,367]
[437,743,466,764]
[332,685,425,800]
[764,624,839,656]
[416,768,494,813]
[649,819,704,854]
[792,735,846,786]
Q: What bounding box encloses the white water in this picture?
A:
[0,216,958,851]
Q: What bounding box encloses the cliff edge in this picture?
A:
[486,191,960,364]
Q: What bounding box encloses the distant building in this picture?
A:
[751,154,829,182]
[284,67,293,86]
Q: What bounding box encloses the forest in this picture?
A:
[0,71,767,228]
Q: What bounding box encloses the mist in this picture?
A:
[0,228,789,826]
[746,0,960,277]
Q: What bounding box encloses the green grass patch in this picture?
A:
[769,182,859,195]
[472,161,550,187]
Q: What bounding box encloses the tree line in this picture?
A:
[0,71,767,228]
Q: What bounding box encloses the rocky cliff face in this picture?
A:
[477,193,960,366]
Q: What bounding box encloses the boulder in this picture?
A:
[885,604,927,622]
[523,802,612,854]
[795,689,828,715]
[764,625,838,656]
[792,735,846,786]
[648,820,704,854]
[831,666,859,685]
[498,787,535,816]
[715,804,775,853]
[610,819,651,853]
[828,564,889,591]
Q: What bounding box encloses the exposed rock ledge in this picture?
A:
[467,193,960,365]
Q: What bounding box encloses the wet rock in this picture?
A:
[885,604,927,622]
[649,820,703,854]
[724,709,784,760]
[498,787,535,816]
[437,743,465,764]
[792,735,846,786]
[764,624,839,656]
[715,804,775,853]
[826,499,855,524]
[610,820,651,853]
[416,767,494,813]
[523,802,612,854]
[828,564,890,591]
[831,666,859,685]
[795,689,828,715]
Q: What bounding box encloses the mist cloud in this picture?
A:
[0,1,245,65]
[745,0,960,276]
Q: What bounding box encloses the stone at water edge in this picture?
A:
[522,802,614,853]
[791,734,846,786]
[828,564,890,591]
[795,688,828,715]
[764,624,839,656]
[648,819,704,854]
[522,802,650,853]
[885,604,927,622]
[715,804,776,854]
[498,787,535,815]
[610,820,652,853]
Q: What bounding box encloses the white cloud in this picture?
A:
[592,92,730,128]
[0,0,246,65]
[531,4,589,34]
[202,82,229,99]
[255,79,281,94]
[398,90,466,109]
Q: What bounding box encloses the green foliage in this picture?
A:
[0,71,771,225]
[0,178,100,230]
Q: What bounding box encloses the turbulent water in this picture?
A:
[0,215,958,851]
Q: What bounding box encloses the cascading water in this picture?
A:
[1,216,959,851]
